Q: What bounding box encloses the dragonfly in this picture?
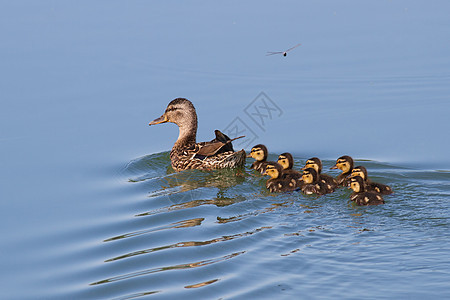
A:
[266,43,301,57]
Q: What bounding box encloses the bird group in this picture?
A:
[149,98,393,206]
[248,145,393,205]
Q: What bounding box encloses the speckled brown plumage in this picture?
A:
[149,98,246,172]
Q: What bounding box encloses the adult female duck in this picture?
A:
[149,98,246,171]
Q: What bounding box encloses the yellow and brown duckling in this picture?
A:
[248,144,277,174]
[277,152,303,187]
[264,163,298,192]
[330,155,354,186]
[301,168,333,195]
[349,176,385,206]
[350,166,393,195]
[149,98,246,171]
[303,157,337,191]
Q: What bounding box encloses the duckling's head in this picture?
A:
[248,144,268,161]
[303,157,322,174]
[150,98,197,128]
[331,155,354,173]
[302,167,318,184]
[349,176,365,193]
[263,163,283,179]
[277,152,294,170]
[351,166,368,180]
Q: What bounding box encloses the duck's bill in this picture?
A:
[330,165,338,169]
[149,115,168,125]
[246,154,253,158]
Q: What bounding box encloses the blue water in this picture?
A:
[1,1,450,299]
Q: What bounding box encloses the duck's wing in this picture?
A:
[212,130,234,152]
[194,135,245,159]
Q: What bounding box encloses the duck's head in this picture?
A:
[149,98,197,127]
[331,155,354,173]
[263,163,282,179]
[247,144,268,161]
[349,176,365,192]
[351,166,368,180]
[303,157,322,174]
[277,152,293,170]
[149,98,198,142]
[302,167,319,184]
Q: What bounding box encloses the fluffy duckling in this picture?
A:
[330,155,354,186]
[349,176,385,206]
[277,152,303,187]
[303,157,337,191]
[149,98,246,171]
[351,166,393,195]
[301,168,333,195]
[264,163,298,192]
[248,144,277,174]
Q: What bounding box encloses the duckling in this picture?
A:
[264,163,297,192]
[277,152,303,187]
[301,168,333,195]
[247,144,277,174]
[149,98,246,171]
[349,176,385,206]
[330,155,354,186]
[303,157,337,191]
[350,166,393,195]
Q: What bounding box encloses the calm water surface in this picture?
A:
[1,1,450,299]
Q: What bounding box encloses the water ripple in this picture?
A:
[105,226,271,262]
[104,217,205,242]
[90,251,246,286]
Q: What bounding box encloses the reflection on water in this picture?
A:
[74,152,450,298]
[90,251,246,286]
[105,226,269,263]
[104,217,205,242]
[184,278,220,289]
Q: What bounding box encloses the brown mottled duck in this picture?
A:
[149,98,246,171]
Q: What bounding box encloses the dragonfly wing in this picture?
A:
[285,43,301,52]
[266,51,283,56]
